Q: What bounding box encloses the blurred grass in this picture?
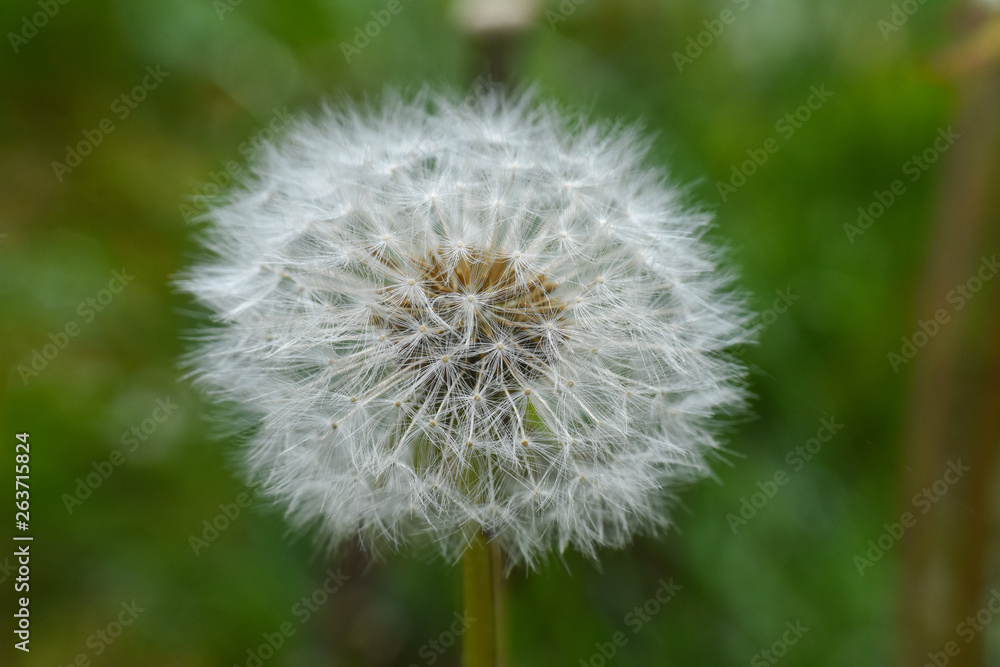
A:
[1,0,995,665]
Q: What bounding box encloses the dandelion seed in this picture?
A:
[179,88,751,566]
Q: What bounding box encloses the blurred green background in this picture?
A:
[2,0,999,665]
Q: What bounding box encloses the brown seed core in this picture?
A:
[369,247,568,394]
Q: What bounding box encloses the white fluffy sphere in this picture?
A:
[180,89,750,565]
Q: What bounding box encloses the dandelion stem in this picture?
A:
[462,530,503,667]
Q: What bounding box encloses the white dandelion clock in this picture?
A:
[180,89,751,570]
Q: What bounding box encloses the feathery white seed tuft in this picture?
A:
[179,88,751,566]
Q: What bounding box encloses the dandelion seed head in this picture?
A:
[180,88,751,566]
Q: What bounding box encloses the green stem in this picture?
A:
[462,530,503,667]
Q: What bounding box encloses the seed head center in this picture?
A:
[370,247,568,392]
